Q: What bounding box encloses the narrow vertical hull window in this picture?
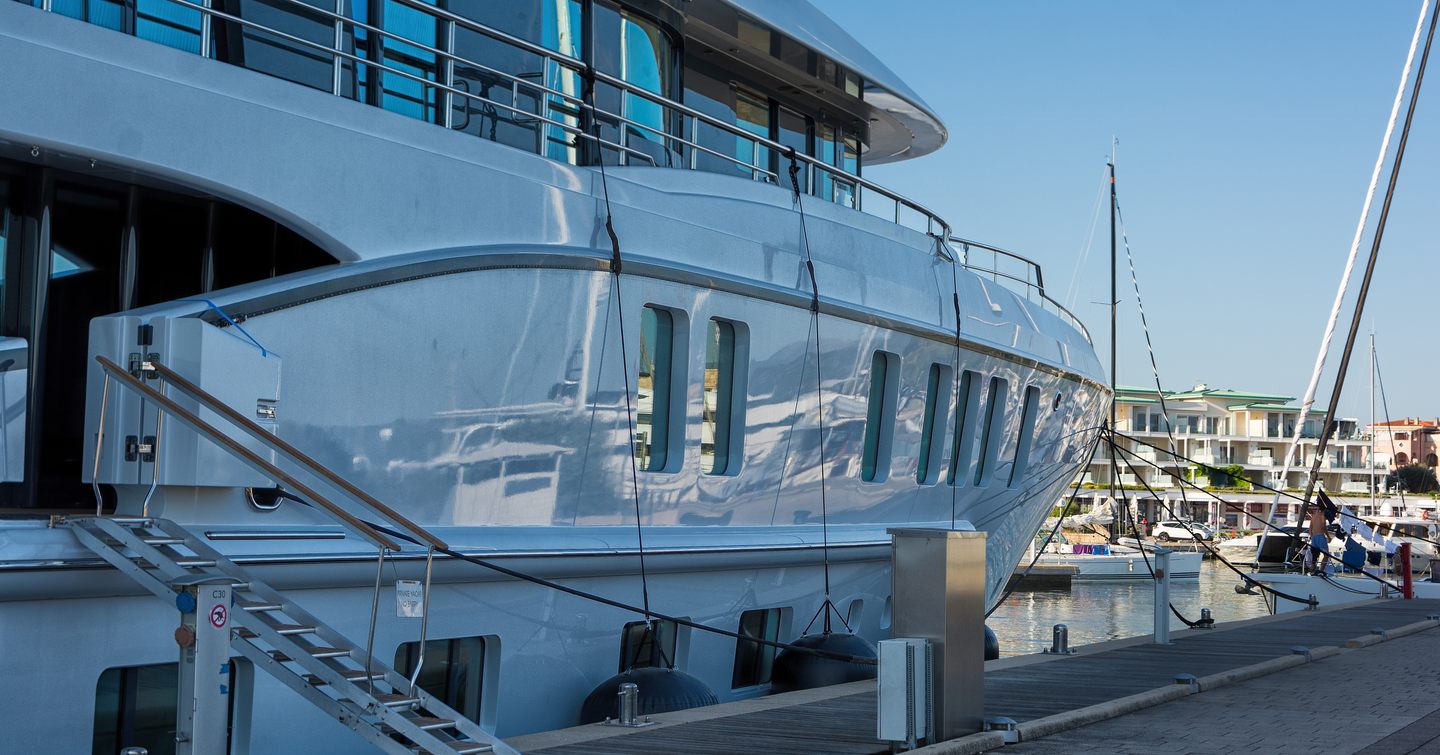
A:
[702,319,738,475]
[974,377,1009,486]
[636,305,673,471]
[917,363,952,485]
[861,351,898,483]
[947,370,980,486]
[1010,386,1041,487]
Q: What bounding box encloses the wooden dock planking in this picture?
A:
[521,599,1440,755]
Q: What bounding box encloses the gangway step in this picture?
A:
[382,716,457,732]
[269,647,350,662]
[304,670,385,686]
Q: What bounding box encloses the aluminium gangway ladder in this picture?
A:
[65,353,520,755]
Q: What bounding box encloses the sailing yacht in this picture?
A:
[0,0,1106,751]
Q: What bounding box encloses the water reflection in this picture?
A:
[987,560,1270,657]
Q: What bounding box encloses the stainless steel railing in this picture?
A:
[25,0,1090,342]
[951,237,1092,344]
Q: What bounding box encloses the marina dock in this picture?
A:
[510,599,1440,754]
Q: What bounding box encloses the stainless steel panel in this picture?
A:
[889,527,986,740]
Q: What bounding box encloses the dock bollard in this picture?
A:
[1307,594,1317,611]
[1043,623,1075,654]
[1198,607,1215,629]
[984,716,1019,744]
[120,749,148,755]
[617,682,639,726]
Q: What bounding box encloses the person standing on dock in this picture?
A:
[1307,504,1331,575]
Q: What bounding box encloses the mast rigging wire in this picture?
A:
[784,149,847,635]
[584,70,656,660]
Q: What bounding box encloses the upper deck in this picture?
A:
[0,0,1086,344]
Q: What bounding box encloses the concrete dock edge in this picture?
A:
[1013,684,1192,741]
[911,731,1008,754]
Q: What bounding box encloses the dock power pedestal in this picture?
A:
[882,528,987,745]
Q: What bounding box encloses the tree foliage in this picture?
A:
[1387,463,1439,494]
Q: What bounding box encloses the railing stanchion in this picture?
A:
[200,0,213,59]
[367,545,386,697]
[443,20,456,129]
[141,410,164,518]
[331,0,344,96]
[410,546,435,695]
[91,374,112,516]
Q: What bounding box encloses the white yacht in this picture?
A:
[0,0,1106,751]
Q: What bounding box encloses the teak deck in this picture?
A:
[517,599,1440,754]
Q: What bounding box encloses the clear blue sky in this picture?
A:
[819,0,1440,424]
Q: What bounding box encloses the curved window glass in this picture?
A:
[594,3,678,166]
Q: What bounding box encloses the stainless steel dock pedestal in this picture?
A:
[888,527,987,741]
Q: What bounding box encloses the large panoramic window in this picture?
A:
[735,88,772,179]
[593,2,677,166]
[395,635,488,724]
[636,305,674,471]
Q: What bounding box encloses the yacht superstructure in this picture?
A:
[0,0,1107,750]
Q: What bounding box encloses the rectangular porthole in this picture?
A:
[732,607,784,688]
[1010,386,1041,487]
[861,351,899,482]
[703,319,744,475]
[636,305,674,471]
[394,636,490,724]
[93,662,242,754]
[974,377,1009,486]
[619,619,680,672]
[947,371,980,485]
[917,363,953,485]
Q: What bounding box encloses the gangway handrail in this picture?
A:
[145,359,447,550]
[92,355,422,551]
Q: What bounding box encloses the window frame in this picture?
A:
[861,350,900,483]
[701,317,747,476]
[974,376,1009,486]
[947,370,980,486]
[393,634,497,728]
[731,607,786,689]
[917,363,953,485]
[1009,385,1041,488]
[635,304,687,473]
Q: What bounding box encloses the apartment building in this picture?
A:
[1368,418,1440,469]
[1082,384,1381,529]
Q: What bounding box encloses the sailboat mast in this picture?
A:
[1370,331,1376,514]
[1108,144,1117,430]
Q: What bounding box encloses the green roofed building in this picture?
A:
[1088,384,1377,529]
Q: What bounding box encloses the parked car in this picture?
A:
[1152,520,1215,541]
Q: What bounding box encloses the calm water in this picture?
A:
[987,560,1271,656]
